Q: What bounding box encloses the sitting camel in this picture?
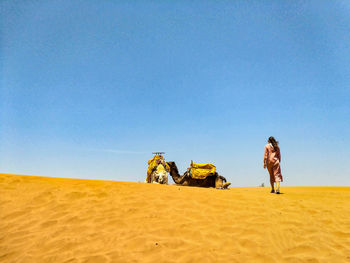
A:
[167,161,231,189]
[150,159,169,184]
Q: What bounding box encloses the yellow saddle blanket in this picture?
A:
[190,162,216,179]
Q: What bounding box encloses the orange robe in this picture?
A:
[264,144,283,183]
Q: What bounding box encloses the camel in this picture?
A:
[146,156,169,184]
[167,161,231,189]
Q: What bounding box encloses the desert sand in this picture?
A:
[0,173,349,263]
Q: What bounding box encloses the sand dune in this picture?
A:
[0,173,349,263]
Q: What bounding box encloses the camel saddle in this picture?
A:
[190,162,216,179]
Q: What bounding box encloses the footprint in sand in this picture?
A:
[41,220,58,228]
[65,192,88,199]
[81,255,109,263]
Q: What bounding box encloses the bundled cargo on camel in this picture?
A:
[189,162,216,179]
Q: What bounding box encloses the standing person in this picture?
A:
[264,136,283,194]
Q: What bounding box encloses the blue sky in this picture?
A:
[1,1,349,186]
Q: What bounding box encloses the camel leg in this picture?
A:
[215,176,231,189]
[215,177,223,189]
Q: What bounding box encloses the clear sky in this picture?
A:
[1,1,349,186]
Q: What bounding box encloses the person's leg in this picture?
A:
[273,162,281,194]
[270,180,275,193]
[275,181,280,194]
[268,168,275,193]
